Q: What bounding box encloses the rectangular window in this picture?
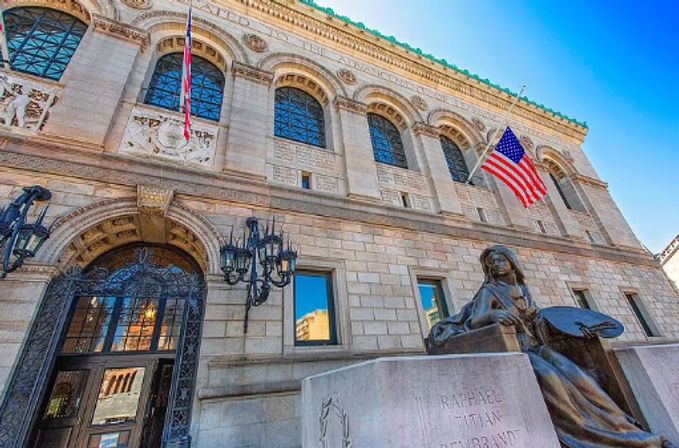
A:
[401,192,410,208]
[624,292,660,337]
[572,289,591,309]
[585,230,595,243]
[417,279,449,333]
[536,220,546,233]
[301,172,311,189]
[294,271,337,345]
[477,207,487,223]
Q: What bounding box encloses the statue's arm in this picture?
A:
[471,287,522,329]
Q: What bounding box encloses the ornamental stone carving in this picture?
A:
[410,95,427,112]
[92,15,149,48]
[121,0,151,9]
[231,61,274,84]
[337,68,357,86]
[333,96,367,114]
[242,33,268,52]
[411,122,439,139]
[519,135,534,152]
[471,117,486,132]
[0,72,60,131]
[137,185,173,215]
[120,106,217,168]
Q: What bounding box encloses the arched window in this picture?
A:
[368,112,407,169]
[550,173,573,209]
[546,161,586,212]
[3,7,87,80]
[144,53,225,121]
[440,136,469,182]
[274,86,326,148]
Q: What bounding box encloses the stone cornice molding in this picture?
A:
[92,14,149,48]
[0,143,658,268]
[659,232,679,265]
[574,173,608,190]
[221,0,586,142]
[411,122,440,139]
[231,61,273,84]
[333,96,367,114]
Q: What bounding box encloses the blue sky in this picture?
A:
[317,0,679,253]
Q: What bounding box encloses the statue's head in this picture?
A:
[480,245,525,284]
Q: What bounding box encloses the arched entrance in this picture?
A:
[0,243,205,448]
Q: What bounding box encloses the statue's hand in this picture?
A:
[490,310,521,326]
[576,320,617,339]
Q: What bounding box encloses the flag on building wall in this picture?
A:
[481,127,547,207]
[180,5,192,141]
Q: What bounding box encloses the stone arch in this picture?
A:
[537,145,578,176]
[1,0,99,23]
[131,11,248,65]
[427,109,484,148]
[354,84,423,129]
[259,53,347,103]
[38,197,223,274]
[153,35,227,72]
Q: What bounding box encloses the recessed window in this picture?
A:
[144,53,225,121]
[536,220,546,233]
[294,271,337,345]
[440,136,470,182]
[274,87,326,148]
[572,289,591,309]
[585,230,595,243]
[400,192,410,208]
[301,172,311,190]
[417,279,449,333]
[477,207,487,223]
[3,7,87,80]
[368,112,408,169]
[624,292,661,337]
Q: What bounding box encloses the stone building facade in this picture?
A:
[0,0,677,447]
[659,233,679,291]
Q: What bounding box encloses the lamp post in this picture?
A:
[0,185,53,278]
[221,217,297,332]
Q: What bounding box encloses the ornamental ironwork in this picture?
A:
[274,86,326,148]
[0,185,53,278]
[144,53,225,121]
[440,136,470,183]
[3,7,87,81]
[368,112,408,169]
[0,246,205,448]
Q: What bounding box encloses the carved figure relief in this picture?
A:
[120,107,217,168]
[0,74,59,131]
[471,117,486,132]
[336,68,357,86]
[243,33,268,53]
[410,95,427,112]
[319,396,351,448]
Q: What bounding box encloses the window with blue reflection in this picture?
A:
[440,136,470,182]
[274,87,326,148]
[294,271,336,345]
[367,113,408,169]
[144,53,225,121]
[417,279,449,333]
[3,7,87,80]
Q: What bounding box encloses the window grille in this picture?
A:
[367,112,407,169]
[144,53,225,121]
[274,87,326,148]
[440,136,470,182]
[3,7,87,80]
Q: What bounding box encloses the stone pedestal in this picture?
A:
[615,343,679,444]
[301,353,560,448]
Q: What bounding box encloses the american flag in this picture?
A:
[481,127,547,207]
[180,5,192,141]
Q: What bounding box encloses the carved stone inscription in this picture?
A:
[302,354,561,448]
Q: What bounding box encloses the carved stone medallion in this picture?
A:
[472,117,486,132]
[519,135,534,152]
[337,68,357,86]
[410,95,427,112]
[121,0,151,10]
[243,33,268,53]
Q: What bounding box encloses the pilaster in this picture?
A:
[334,97,380,201]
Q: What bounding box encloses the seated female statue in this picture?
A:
[426,245,676,448]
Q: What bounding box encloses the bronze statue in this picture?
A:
[426,245,676,448]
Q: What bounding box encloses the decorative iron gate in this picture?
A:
[0,247,205,448]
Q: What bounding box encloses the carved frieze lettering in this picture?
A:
[0,71,61,131]
[231,61,274,84]
[375,163,428,194]
[120,106,218,168]
[243,33,268,52]
[337,68,357,86]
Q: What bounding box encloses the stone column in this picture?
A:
[334,97,380,201]
[43,16,148,146]
[0,262,59,400]
[411,122,464,216]
[223,62,273,179]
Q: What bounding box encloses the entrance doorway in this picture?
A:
[25,244,204,448]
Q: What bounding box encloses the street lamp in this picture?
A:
[0,185,53,278]
[221,217,297,332]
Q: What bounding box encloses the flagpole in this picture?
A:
[465,85,527,184]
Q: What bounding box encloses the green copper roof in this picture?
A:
[298,0,588,129]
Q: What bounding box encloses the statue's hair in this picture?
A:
[480,245,526,285]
